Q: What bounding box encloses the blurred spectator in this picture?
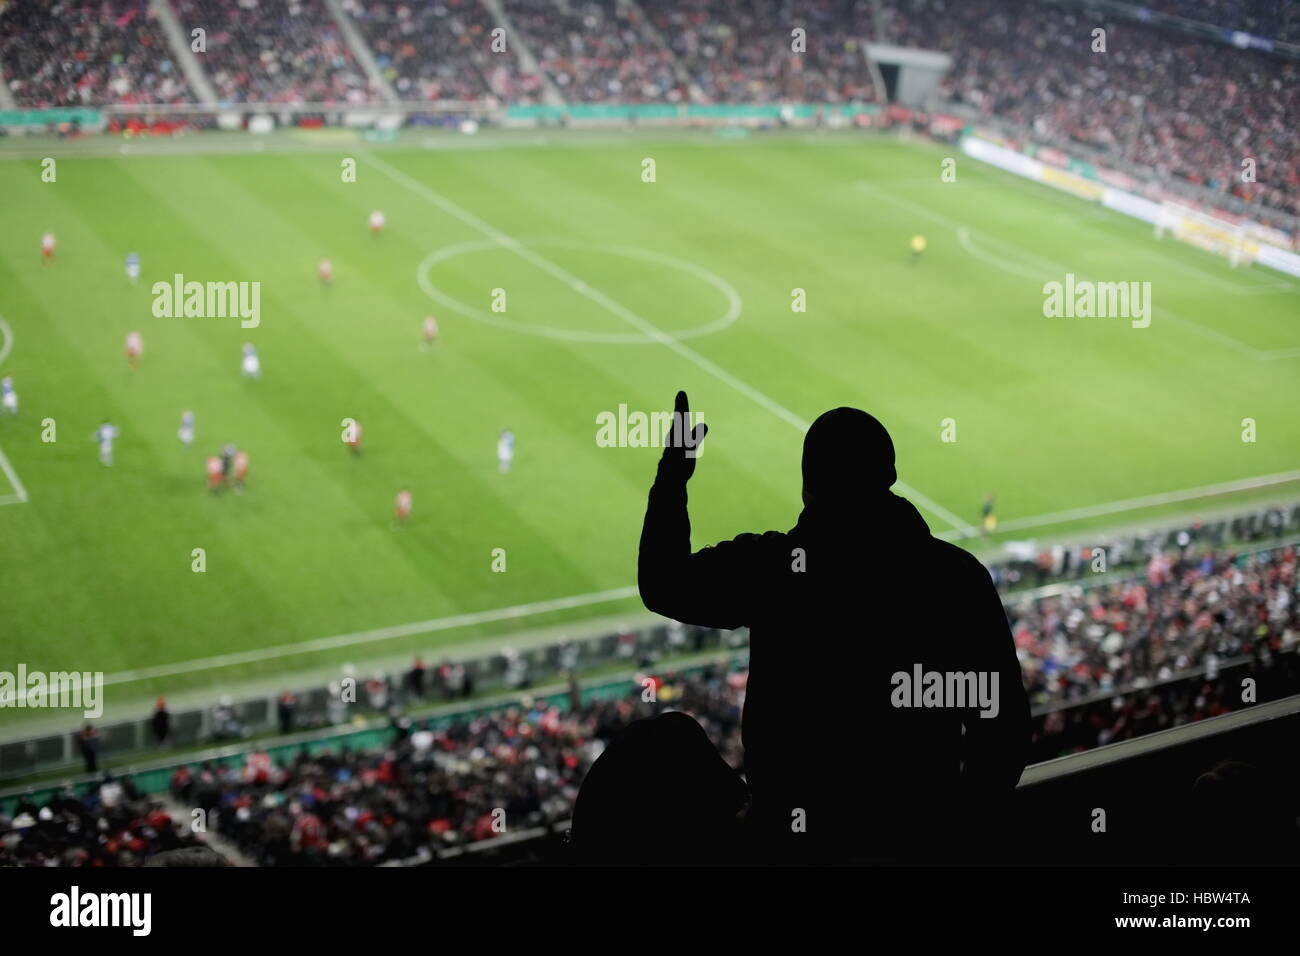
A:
[172,0,373,104]
[1011,543,1298,707]
[277,690,298,734]
[152,696,170,747]
[0,0,194,106]
[407,657,427,700]
[0,776,206,866]
[344,0,534,103]
[76,723,100,774]
[211,695,245,741]
[169,663,743,866]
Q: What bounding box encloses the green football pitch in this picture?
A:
[1,129,1297,716]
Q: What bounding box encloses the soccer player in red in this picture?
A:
[233,450,249,492]
[125,331,143,371]
[206,455,224,492]
[41,232,55,263]
[395,488,412,525]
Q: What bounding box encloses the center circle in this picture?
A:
[416,238,742,344]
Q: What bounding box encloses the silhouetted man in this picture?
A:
[638,392,1030,864]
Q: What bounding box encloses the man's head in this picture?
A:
[802,407,896,506]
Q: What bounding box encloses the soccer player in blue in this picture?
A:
[497,429,514,474]
[1,376,17,417]
[94,421,119,466]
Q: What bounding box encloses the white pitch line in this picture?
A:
[972,166,1300,295]
[854,180,1299,361]
[0,317,28,506]
[0,447,27,503]
[986,469,1300,535]
[366,151,978,537]
[5,586,643,700]
[55,466,1300,689]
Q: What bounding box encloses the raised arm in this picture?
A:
[638,391,750,630]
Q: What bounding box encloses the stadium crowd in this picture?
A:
[172,665,747,866]
[4,0,1296,220]
[1031,644,1300,760]
[501,0,685,103]
[988,504,1299,591]
[0,774,204,866]
[5,533,1296,865]
[1011,544,1298,706]
[170,0,373,104]
[0,0,192,107]
[884,0,1300,220]
[1145,0,1300,43]
[344,0,536,104]
[642,0,878,104]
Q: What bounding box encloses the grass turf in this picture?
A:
[0,129,1297,719]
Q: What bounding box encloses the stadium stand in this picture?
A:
[3,0,1295,219]
[1142,0,1300,43]
[173,665,744,866]
[6,652,1297,865]
[988,503,1300,590]
[1010,542,1299,706]
[0,0,194,106]
[641,0,879,104]
[169,0,373,104]
[1030,647,1300,760]
[885,0,1300,220]
[500,0,686,103]
[0,773,205,867]
[344,0,532,104]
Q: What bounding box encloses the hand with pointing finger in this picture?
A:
[658,390,708,483]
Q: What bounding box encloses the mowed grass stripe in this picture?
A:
[366,148,818,538]
[112,155,610,616]
[231,149,752,573]
[2,160,474,666]
[1,135,1296,706]
[0,162,336,661]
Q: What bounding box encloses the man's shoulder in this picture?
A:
[708,529,790,553]
[925,537,995,580]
